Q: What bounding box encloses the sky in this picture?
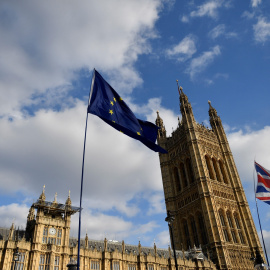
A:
[1,0,270,257]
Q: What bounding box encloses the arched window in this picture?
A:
[190,216,199,247]
[198,213,208,245]
[234,214,245,244]
[212,158,221,182]
[227,212,237,243]
[183,219,191,249]
[186,158,195,183]
[219,160,228,184]
[173,167,181,192]
[180,163,188,188]
[205,156,215,180]
[219,211,229,242]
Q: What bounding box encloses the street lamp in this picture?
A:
[165,211,178,270]
[67,257,77,270]
[13,247,20,270]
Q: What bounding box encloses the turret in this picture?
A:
[8,223,14,240]
[65,190,72,210]
[25,206,36,241]
[178,83,195,125]
[156,111,166,139]
[208,100,229,147]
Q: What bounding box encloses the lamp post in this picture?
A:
[67,257,77,270]
[13,247,20,270]
[165,211,178,270]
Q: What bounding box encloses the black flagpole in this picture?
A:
[253,161,269,267]
[77,69,96,270]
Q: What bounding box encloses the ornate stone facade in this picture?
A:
[0,188,216,270]
[156,87,264,270]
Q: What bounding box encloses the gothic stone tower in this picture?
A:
[25,186,79,269]
[156,86,263,270]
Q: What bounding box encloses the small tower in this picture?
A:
[27,188,80,270]
[156,84,264,270]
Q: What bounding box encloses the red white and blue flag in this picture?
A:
[255,161,270,205]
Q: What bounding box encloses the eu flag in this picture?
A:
[88,70,167,154]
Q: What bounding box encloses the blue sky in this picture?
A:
[1,0,270,256]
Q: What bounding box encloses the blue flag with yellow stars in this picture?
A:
[88,70,167,154]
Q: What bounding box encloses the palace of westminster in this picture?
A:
[0,87,265,269]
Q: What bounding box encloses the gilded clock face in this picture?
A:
[49,227,56,235]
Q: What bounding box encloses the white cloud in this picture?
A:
[130,97,180,135]
[146,192,166,215]
[190,0,224,19]
[166,35,197,61]
[209,24,226,39]
[156,230,170,247]
[0,0,162,116]
[251,0,262,8]
[253,17,270,43]
[185,45,221,79]
[181,15,189,23]
[0,203,29,228]
[208,24,237,39]
[70,210,133,241]
[242,11,255,19]
[181,0,231,23]
[0,96,177,215]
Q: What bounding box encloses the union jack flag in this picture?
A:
[255,161,270,205]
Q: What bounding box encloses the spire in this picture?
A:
[154,241,157,256]
[85,234,89,249]
[52,192,58,205]
[156,111,166,138]
[65,190,72,206]
[104,237,107,251]
[39,185,46,202]
[208,100,222,130]
[27,206,35,221]
[208,100,218,119]
[122,240,125,253]
[8,223,14,240]
[138,240,142,254]
[176,83,195,125]
[176,80,189,106]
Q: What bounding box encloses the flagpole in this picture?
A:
[253,161,269,266]
[77,69,96,270]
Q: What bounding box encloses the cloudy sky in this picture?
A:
[1,0,270,255]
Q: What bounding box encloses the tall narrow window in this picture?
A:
[212,158,221,182]
[39,254,50,270]
[205,156,215,180]
[174,167,181,192]
[190,216,199,247]
[234,215,245,244]
[112,261,120,270]
[128,264,136,270]
[56,229,62,245]
[227,212,237,243]
[43,226,48,244]
[219,212,229,242]
[186,158,195,183]
[54,256,60,270]
[183,219,191,248]
[91,261,100,270]
[180,163,188,187]
[219,160,228,184]
[198,213,208,245]
[12,252,25,270]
